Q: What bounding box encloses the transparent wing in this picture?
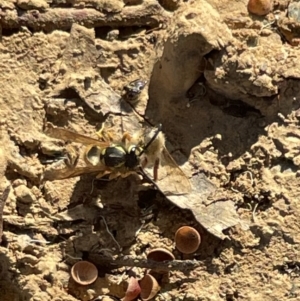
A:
[42,142,107,181]
[143,147,191,195]
[45,126,110,148]
[43,164,107,181]
[159,148,191,195]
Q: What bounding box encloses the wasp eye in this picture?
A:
[129,145,137,154]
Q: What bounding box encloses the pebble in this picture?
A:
[106,29,119,41]
[288,2,300,23]
[12,179,27,187]
[14,185,36,204]
[16,0,49,11]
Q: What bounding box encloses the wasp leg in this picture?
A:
[96,124,116,142]
[120,171,136,178]
[43,145,80,181]
[153,158,160,182]
[108,171,121,180]
[96,170,112,179]
[64,145,79,168]
[121,132,132,144]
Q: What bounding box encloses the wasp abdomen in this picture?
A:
[101,146,126,168]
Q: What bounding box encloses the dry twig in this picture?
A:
[0,186,10,243]
[0,3,169,32]
[88,254,204,272]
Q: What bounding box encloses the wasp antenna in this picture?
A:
[139,124,162,157]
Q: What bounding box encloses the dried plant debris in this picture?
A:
[88,254,204,272]
[1,2,168,32]
[164,173,247,240]
[0,186,10,243]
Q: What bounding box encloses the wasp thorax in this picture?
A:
[100,145,140,170]
[100,146,127,168]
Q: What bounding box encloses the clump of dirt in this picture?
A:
[1,0,300,300]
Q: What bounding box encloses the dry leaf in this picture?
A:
[157,173,248,240]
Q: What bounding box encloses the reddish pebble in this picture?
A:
[248,0,273,16]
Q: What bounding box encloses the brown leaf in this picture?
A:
[161,173,247,240]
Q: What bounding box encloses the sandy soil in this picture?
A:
[0,0,300,300]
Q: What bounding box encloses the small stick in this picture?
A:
[0,4,169,32]
[244,170,254,186]
[0,185,10,243]
[0,186,10,243]
[90,178,96,194]
[100,215,121,251]
[88,254,204,272]
[252,202,259,223]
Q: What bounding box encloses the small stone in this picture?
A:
[95,0,124,13]
[12,179,27,187]
[288,2,300,23]
[14,185,36,204]
[16,0,49,11]
[158,0,180,11]
[106,29,119,41]
[123,0,143,5]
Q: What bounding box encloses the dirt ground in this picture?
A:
[0,0,300,300]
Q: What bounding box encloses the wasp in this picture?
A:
[43,124,191,195]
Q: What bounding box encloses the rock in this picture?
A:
[158,0,180,11]
[12,179,27,187]
[14,185,36,204]
[16,0,49,11]
[123,0,143,5]
[106,29,120,41]
[288,2,300,22]
[94,0,124,13]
